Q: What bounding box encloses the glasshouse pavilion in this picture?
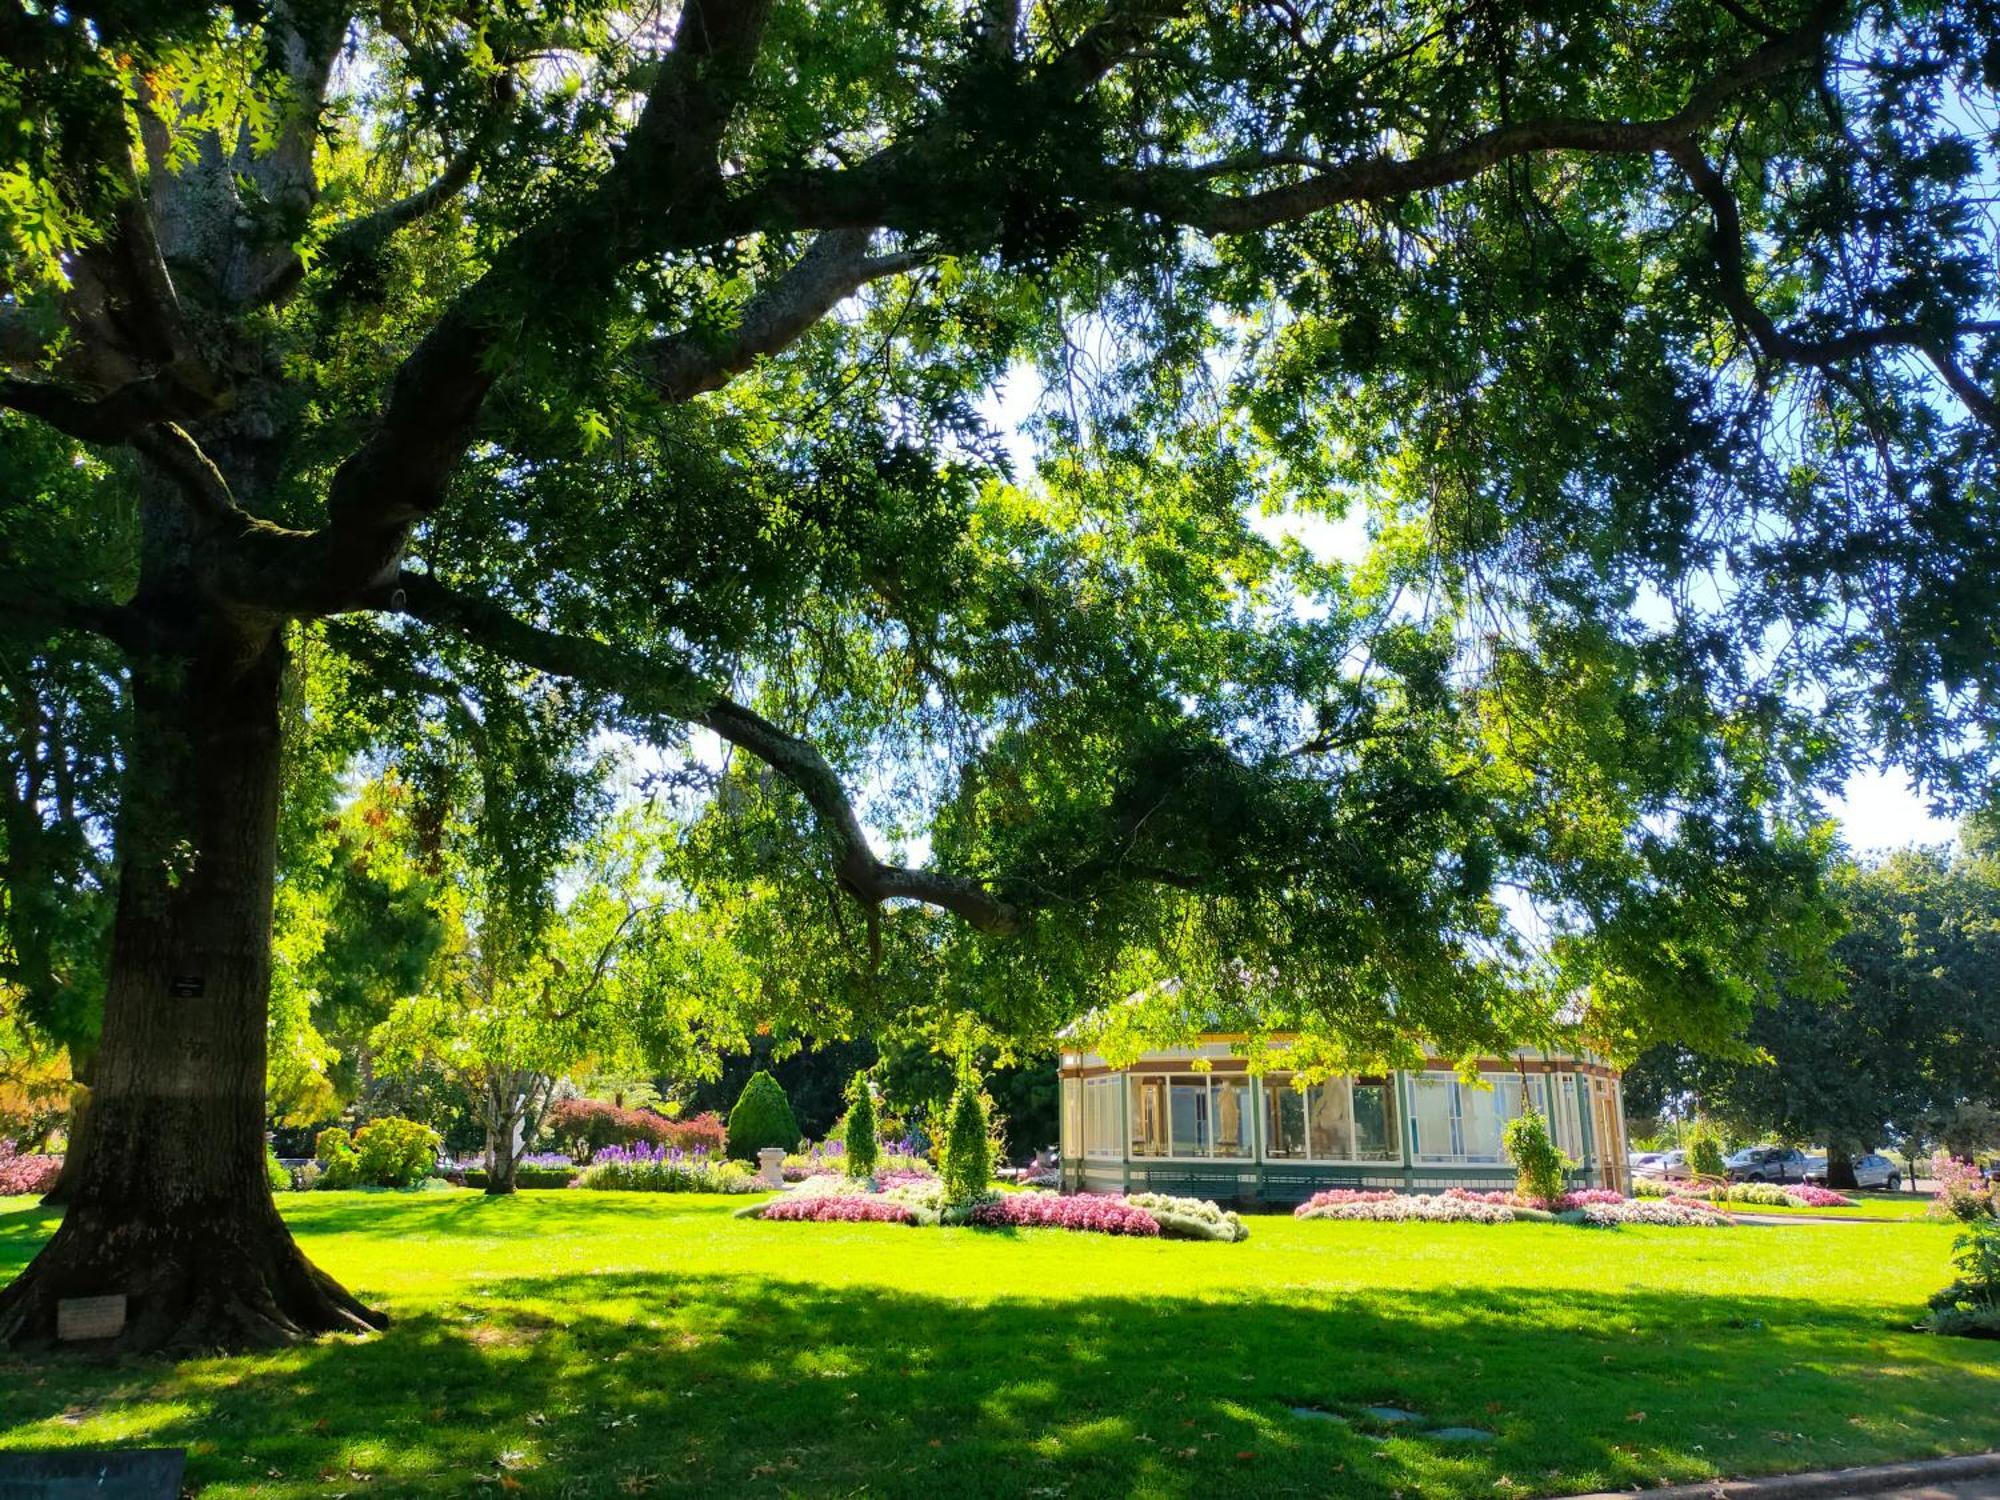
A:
[1058,1041,1628,1204]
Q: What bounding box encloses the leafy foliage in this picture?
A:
[350,1119,440,1190]
[725,1072,801,1161]
[842,1073,879,1181]
[1503,1108,1573,1208]
[1626,843,2000,1161]
[1687,1121,1728,1182]
[941,1070,994,1206]
[1924,1217,2000,1339]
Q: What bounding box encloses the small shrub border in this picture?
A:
[462,1165,578,1190]
[574,1143,759,1194]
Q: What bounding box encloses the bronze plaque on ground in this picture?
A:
[0,1449,185,1498]
[53,1295,126,1342]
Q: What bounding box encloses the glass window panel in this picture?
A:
[1129,1076,1169,1158]
[1307,1080,1354,1159]
[1459,1082,1504,1161]
[1352,1078,1398,1160]
[1169,1077,1210,1157]
[1084,1078,1121,1158]
[1263,1079,1307,1159]
[1413,1075,1456,1159]
[1213,1079,1251,1158]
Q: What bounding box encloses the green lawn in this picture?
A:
[2,1191,1997,1498]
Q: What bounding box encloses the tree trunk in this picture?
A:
[0,608,382,1352]
[1825,1147,1858,1190]
[483,1079,520,1195]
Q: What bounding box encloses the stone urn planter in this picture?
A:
[757,1147,786,1189]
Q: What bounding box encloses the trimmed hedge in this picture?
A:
[725,1071,800,1160]
[462,1164,576,1190]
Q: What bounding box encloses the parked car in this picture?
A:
[1636,1149,1693,1181]
[1629,1151,1664,1174]
[1726,1146,1812,1183]
[1804,1153,1904,1191]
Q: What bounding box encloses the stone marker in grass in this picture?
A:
[0,1449,185,1499]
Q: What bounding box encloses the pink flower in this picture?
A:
[968,1192,1160,1236]
[1791,1185,1858,1208]
[0,1140,61,1197]
[763,1195,913,1224]
[1293,1190,1399,1216]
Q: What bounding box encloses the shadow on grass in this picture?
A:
[0,1234,1995,1498]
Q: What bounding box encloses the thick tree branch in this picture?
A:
[639,230,924,401]
[0,585,148,655]
[1071,2,1839,234]
[389,570,1023,936]
[128,424,246,525]
[1670,141,1999,431]
[313,0,777,600]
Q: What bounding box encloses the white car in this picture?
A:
[1636,1149,1693,1181]
[1629,1151,1664,1174]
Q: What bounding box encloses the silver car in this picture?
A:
[1805,1153,1903,1191]
[1636,1149,1693,1181]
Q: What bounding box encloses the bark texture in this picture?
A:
[0,569,382,1350]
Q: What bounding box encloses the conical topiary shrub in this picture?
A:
[940,1069,993,1205]
[843,1072,879,1181]
[726,1070,801,1160]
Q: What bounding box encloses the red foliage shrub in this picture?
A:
[544,1099,727,1162]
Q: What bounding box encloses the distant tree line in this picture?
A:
[1625,824,2000,1186]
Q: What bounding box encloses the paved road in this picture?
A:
[1874,1482,2000,1500]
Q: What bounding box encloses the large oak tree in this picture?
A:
[1,0,1996,1349]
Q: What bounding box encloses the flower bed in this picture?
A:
[1295,1189,1400,1213]
[0,1140,60,1196]
[574,1143,758,1193]
[1445,1187,1626,1212]
[1293,1187,1735,1227]
[755,1183,1172,1238]
[763,1194,914,1225]
[967,1192,1160,1236]
[1124,1191,1249,1242]
[1566,1199,1732,1228]
[1635,1178,1858,1210]
[1297,1192,1518,1224]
